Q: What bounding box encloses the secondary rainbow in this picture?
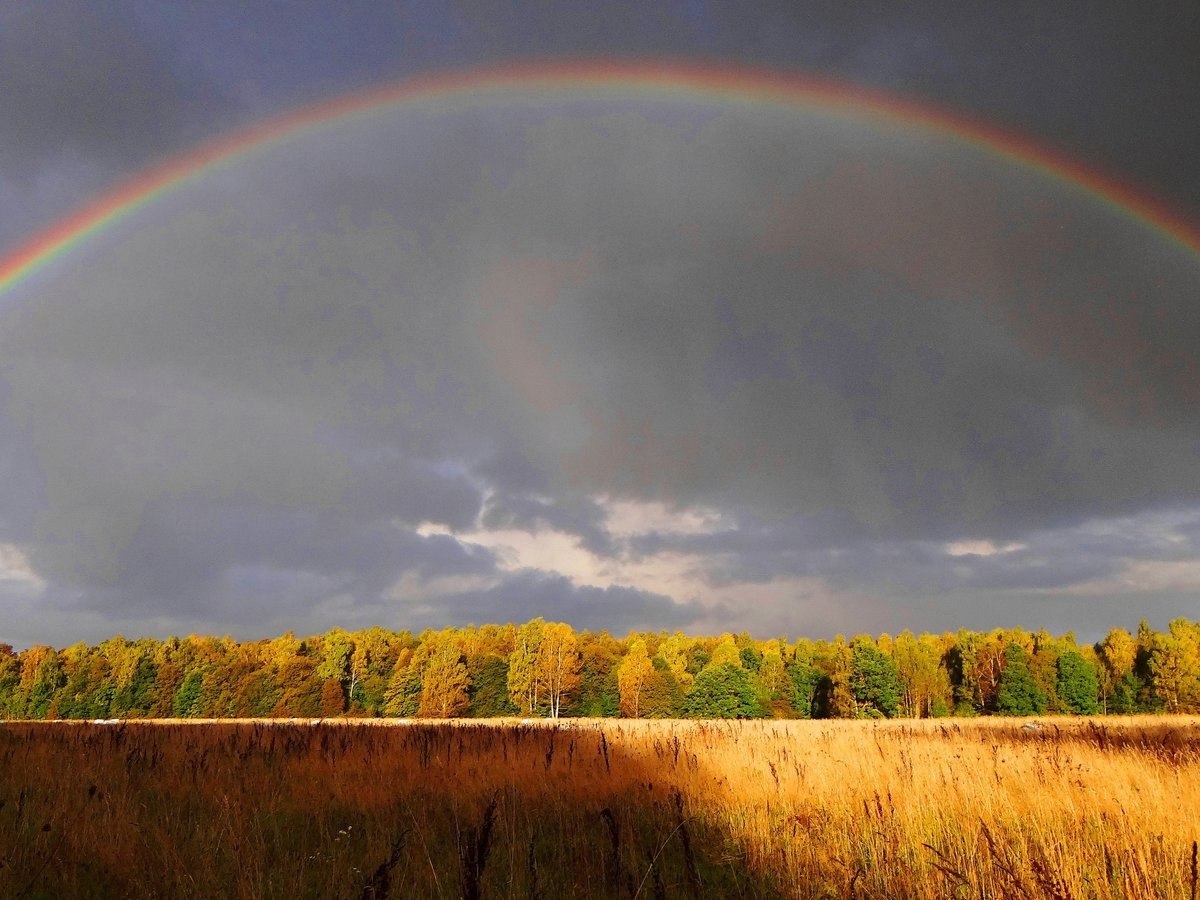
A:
[3,60,1199,298]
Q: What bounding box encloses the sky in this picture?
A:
[2,1,1200,648]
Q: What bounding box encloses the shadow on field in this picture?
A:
[0,721,781,899]
[998,718,1200,761]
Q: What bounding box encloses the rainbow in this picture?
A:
[3,60,1199,298]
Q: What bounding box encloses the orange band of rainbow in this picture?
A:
[2,61,1198,299]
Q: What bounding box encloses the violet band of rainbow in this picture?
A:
[3,60,1199,300]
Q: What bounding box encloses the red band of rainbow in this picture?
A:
[2,61,1198,299]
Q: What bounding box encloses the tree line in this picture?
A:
[1,618,1198,721]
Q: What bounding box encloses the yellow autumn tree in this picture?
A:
[757,641,788,701]
[1097,627,1137,713]
[382,648,419,717]
[617,639,654,717]
[708,635,741,669]
[418,641,470,718]
[656,633,694,692]
[1147,619,1200,713]
[538,622,582,719]
[892,630,951,717]
[346,626,397,712]
[508,618,545,715]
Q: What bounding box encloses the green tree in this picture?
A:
[149,661,184,718]
[22,647,65,719]
[949,630,1009,714]
[467,655,517,717]
[235,669,281,717]
[85,682,117,719]
[574,632,621,717]
[787,659,825,719]
[640,658,684,718]
[994,644,1048,716]
[1108,671,1145,714]
[114,656,158,717]
[686,646,711,676]
[806,639,856,718]
[173,671,204,718]
[315,628,354,688]
[739,646,763,673]
[683,664,765,719]
[0,647,21,718]
[56,646,103,719]
[850,641,902,718]
[383,666,422,717]
[1029,630,1063,712]
[1055,649,1100,715]
[349,627,402,713]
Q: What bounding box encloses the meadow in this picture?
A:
[0,717,1197,898]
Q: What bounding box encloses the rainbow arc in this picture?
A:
[2,61,1199,298]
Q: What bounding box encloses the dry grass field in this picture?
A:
[1,716,1197,898]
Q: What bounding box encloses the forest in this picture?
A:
[2,618,1198,721]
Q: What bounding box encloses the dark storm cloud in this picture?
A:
[667,3,1200,216]
[114,1,1200,220]
[653,503,1200,578]
[0,402,43,537]
[474,445,549,495]
[3,93,1200,643]
[0,2,232,178]
[92,497,495,619]
[339,456,483,533]
[14,500,505,647]
[480,492,615,557]
[427,570,700,634]
[463,110,1200,538]
[6,1,1198,260]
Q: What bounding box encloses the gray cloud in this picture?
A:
[633,506,1200,595]
[480,493,614,556]
[0,2,233,177]
[36,497,493,624]
[462,109,1200,535]
[426,570,700,634]
[3,98,1200,642]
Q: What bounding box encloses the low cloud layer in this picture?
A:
[2,97,1200,646]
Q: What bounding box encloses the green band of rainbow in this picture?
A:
[2,60,1198,299]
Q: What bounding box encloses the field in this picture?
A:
[1,717,1198,899]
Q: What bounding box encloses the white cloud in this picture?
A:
[384,570,500,602]
[0,543,46,592]
[416,499,876,629]
[420,521,701,594]
[1056,558,1200,596]
[601,497,725,538]
[944,539,1026,558]
[687,576,889,637]
[419,496,726,602]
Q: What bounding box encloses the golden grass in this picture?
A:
[0,716,1197,898]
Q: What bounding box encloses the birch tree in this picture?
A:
[617,639,653,717]
[537,622,582,719]
[508,618,545,715]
